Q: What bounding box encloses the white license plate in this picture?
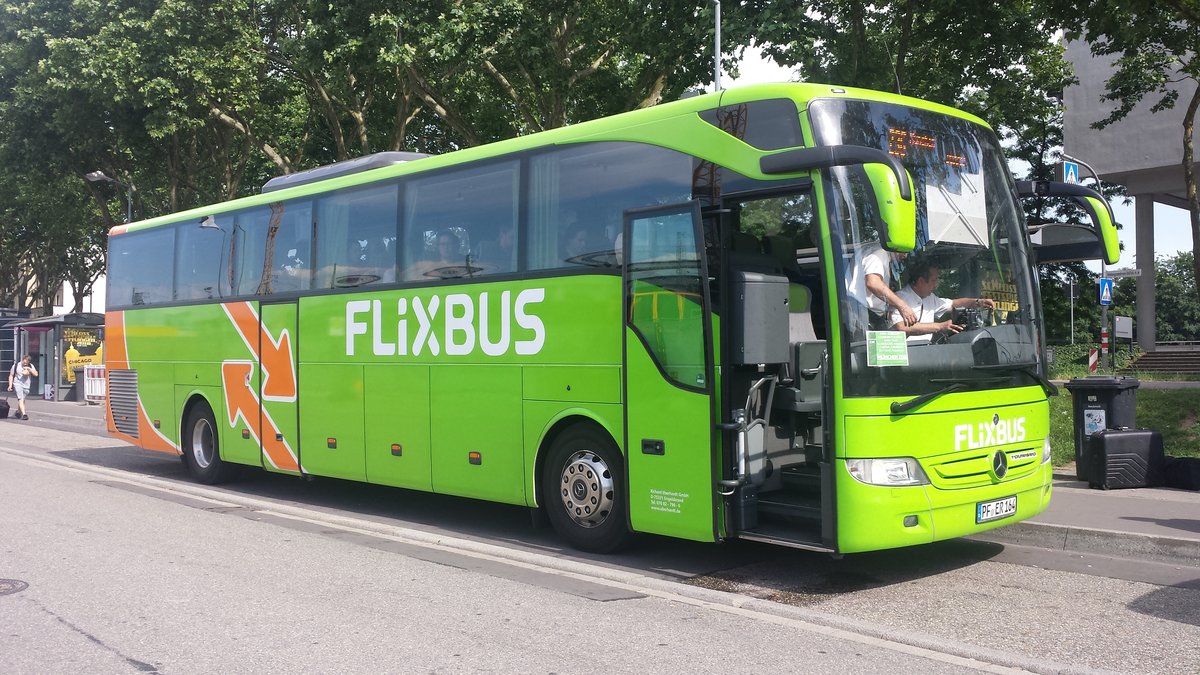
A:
[976,495,1017,523]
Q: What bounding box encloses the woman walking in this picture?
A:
[8,354,38,420]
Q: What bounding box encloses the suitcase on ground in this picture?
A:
[1085,428,1164,489]
[0,396,9,419]
[1163,456,1200,491]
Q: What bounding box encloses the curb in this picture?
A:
[970,520,1200,566]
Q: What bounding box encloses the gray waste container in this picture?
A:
[1064,376,1139,481]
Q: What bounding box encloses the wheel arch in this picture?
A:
[531,410,623,510]
[179,390,219,453]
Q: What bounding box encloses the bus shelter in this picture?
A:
[8,313,104,402]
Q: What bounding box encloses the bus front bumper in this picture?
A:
[834,460,1053,554]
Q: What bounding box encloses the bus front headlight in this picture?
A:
[1042,438,1052,464]
[846,458,931,486]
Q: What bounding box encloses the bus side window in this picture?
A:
[402,160,518,280]
[315,184,398,289]
[527,143,692,272]
[176,216,229,301]
[109,228,175,307]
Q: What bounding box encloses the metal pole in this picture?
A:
[1062,153,1108,370]
[712,0,721,91]
[1069,275,1075,345]
[125,185,133,223]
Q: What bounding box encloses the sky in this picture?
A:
[727,47,1196,270]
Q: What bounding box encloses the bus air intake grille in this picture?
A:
[108,369,140,437]
[927,446,1041,488]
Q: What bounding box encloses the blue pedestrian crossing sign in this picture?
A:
[1063,161,1080,184]
[1098,277,1114,305]
[1060,160,1081,184]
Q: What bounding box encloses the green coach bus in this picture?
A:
[105,82,1117,553]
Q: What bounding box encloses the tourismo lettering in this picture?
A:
[953,417,1026,451]
[345,289,546,357]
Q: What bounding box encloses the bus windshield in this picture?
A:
[809,99,1040,398]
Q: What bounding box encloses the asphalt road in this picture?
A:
[2,421,1199,674]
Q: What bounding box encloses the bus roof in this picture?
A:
[110,82,991,237]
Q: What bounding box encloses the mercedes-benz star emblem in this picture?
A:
[992,450,1009,479]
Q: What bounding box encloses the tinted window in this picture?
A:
[528,143,693,271]
[314,183,399,289]
[176,216,231,301]
[108,228,175,307]
[234,201,313,295]
[699,98,803,151]
[401,161,518,281]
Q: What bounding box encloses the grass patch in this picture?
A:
[1049,388,1200,465]
[1047,343,1140,380]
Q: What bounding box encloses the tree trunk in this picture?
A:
[1184,82,1200,297]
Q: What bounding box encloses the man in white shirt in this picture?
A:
[847,242,917,328]
[889,261,994,340]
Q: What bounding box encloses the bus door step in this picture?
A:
[737,522,830,552]
[757,492,821,523]
[780,464,821,494]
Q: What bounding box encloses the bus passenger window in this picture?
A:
[314,183,398,289]
[402,160,518,280]
[527,142,692,271]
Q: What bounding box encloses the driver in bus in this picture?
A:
[888,260,994,341]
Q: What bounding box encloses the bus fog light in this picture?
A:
[1042,438,1052,464]
[846,458,930,486]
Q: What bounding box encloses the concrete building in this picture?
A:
[1063,40,1199,351]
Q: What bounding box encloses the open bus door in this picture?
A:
[621,201,719,542]
[1016,181,1120,265]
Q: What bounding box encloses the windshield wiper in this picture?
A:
[890,375,1012,415]
[890,381,968,414]
[973,362,1059,396]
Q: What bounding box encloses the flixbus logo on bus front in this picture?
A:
[954,414,1026,452]
[345,289,545,357]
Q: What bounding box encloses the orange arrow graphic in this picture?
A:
[223,301,296,400]
[221,361,299,472]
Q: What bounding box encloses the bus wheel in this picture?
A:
[542,426,630,553]
[182,402,237,485]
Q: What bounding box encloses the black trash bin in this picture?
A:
[1064,376,1139,480]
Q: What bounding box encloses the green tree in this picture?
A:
[738,0,1072,151]
[1112,251,1200,341]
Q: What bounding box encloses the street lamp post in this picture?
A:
[84,170,133,223]
[710,0,721,91]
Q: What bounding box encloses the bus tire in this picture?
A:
[542,425,630,553]
[182,402,237,485]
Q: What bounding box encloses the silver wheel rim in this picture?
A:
[558,450,614,529]
[190,417,215,469]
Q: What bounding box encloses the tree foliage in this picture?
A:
[0,0,722,315]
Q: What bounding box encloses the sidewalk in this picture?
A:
[9,398,1200,565]
[972,467,1200,566]
[7,396,108,435]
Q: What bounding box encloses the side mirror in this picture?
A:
[761,145,917,253]
[862,163,917,253]
[1016,181,1119,265]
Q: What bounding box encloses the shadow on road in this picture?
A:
[50,444,1002,590]
[1129,584,1200,627]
